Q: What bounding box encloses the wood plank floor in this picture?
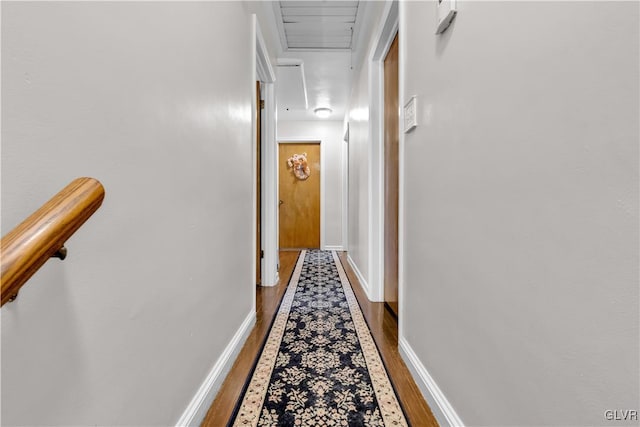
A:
[202,251,438,427]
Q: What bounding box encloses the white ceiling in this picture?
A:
[270,0,366,122]
[276,50,352,121]
[276,1,359,50]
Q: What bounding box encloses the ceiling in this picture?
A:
[276,50,352,121]
[270,0,365,122]
[275,1,359,50]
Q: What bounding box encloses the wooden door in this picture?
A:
[278,143,321,249]
[383,34,399,316]
[256,81,262,285]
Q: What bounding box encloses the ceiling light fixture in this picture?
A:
[314,107,332,119]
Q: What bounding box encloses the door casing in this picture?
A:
[383,34,400,316]
[366,1,399,304]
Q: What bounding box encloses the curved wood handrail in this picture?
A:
[1,177,105,306]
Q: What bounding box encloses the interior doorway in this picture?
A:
[254,14,278,288]
[383,33,399,317]
[278,142,321,249]
[256,81,263,285]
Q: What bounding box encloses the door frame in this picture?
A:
[277,139,325,250]
[256,80,262,285]
[368,1,399,304]
[254,15,278,288]
[382,33,400,317]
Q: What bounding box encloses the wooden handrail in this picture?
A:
[1,177,105,306]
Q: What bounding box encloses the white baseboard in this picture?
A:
[176,311,256,427]
[398,336,464,427]
[324,245,345,251]
[346,254,372,301]
[260,270,280,287]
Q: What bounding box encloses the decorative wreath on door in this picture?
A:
[287,152,311,180]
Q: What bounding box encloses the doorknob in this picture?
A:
[279,200,284,206]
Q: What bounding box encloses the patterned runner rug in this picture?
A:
[231,250,408,426]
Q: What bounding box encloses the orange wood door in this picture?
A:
[384,34,399,316]
[256,81,262,285]
[278,143,321,249]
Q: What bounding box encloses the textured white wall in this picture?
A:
[401,1,639,425]
[277,120,345,249]
[1,2,254,425]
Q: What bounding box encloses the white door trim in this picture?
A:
[278,138,324,250]
[368,1,399,303]
[256,18,276,84]
[260,84,278,287]
[342,136,349,251]
[255,15,279,287]
[397,1,407,341]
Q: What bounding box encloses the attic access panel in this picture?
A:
[279,1,359,50]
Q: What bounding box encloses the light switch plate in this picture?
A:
[404,96,417,133]
[436,0,457,34]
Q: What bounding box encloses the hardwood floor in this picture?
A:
[202,251,300,427]
[336,252,438,427]
[202,251,438,427]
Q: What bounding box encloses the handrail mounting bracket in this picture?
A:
[52,246,67,260]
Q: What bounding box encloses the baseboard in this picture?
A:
[324,245,344,251]
[176,311,256,427]
[398,336,464,427]
[260,270,280,287]
[346,254,372,301]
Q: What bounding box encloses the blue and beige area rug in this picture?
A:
[231,250,408,426]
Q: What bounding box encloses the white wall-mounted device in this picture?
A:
[436,0,457,34]
[404,96,417,133]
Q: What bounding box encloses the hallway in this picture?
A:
[1,1,637,426]
[203,251,437,426]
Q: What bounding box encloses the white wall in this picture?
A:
[344,0,388,296]
[346,67,372,289]
[1,2,255,425]
[400,1,639,426]
[277,120,346,249]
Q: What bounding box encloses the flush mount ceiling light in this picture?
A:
[314,107,332,118]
